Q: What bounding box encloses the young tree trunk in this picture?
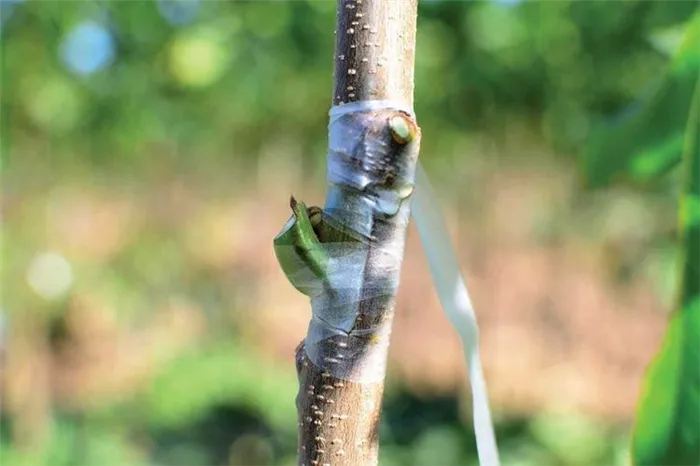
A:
[293,1,419,465]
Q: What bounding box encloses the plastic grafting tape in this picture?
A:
[301,100,418,383]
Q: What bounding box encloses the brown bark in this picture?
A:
[332,0,418,106]
[295,1,419,465]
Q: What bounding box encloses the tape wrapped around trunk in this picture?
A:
[274,100,420,383]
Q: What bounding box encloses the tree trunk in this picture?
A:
[294,1,419,465]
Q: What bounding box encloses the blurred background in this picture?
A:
[1,1,697,465]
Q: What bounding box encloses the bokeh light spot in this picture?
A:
[157,0,200,26]
[60,21,115,76]
[168,27,230,88]
[26,252,74,301]
[24,76,85,133]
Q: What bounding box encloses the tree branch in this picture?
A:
[333,0,418,106]
[294,1,420,465]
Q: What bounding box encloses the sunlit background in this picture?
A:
[1,1,696,465]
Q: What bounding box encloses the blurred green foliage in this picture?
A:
[576,8,700,465]
[1,1,698,465]
[583,13,700,187]
[3,0,698,176]
[631,78,700,466]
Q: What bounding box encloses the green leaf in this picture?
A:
[648,25,686,58]
[583,13,700,187]
[632,77,700,466]
[582,74,694,188]
[628,131,686,180]
[646,0,698,27]
[672,13,700,76]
